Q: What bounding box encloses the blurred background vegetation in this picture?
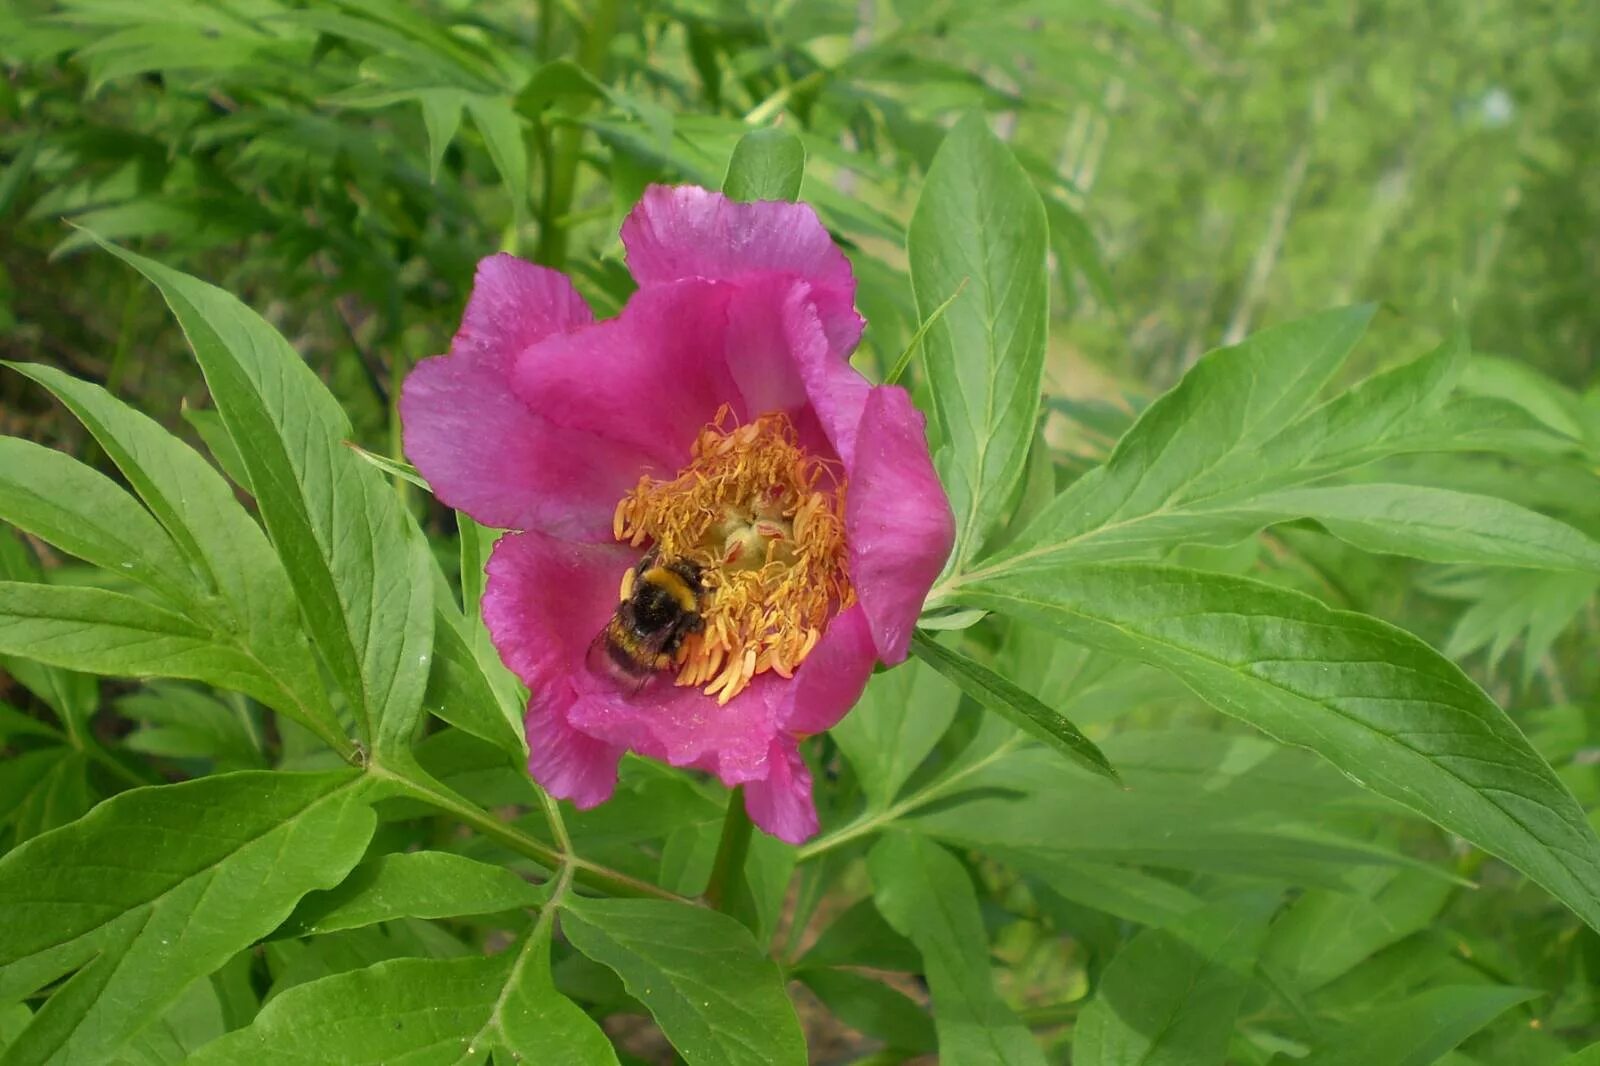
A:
[2,1,1599,1060]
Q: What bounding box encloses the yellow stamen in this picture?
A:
[612,408,853,703]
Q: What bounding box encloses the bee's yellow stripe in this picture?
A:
[642,566,698,613]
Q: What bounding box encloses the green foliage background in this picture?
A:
[1,1,1598,1064]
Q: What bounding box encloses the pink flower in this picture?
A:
[401,185,953,844]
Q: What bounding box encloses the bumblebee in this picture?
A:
[588,553,706,690]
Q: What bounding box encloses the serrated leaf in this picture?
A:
[1072,893,1278,1066]
[951,563,1600,932]
[910,113,1049,572]
[89,241,433,759]
[561,897,805,1066]
[6,363,346,752]
[867,832,1046,1066]
[722,127,805,202]
[188,947,616,1066]
[280,851,546,937]
[0,770,374,1065]
[1298,985,1536,1066]
[909,630,1118,783]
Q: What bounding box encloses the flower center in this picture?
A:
[612,409,853,704]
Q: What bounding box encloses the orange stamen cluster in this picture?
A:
[613,409,853,704]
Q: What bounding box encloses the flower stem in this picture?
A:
[372,763,691,904]
[534,0,618,269]
[704,787,753,911]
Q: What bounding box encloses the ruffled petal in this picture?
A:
[401,353,650,539]
[846,387,956,663]
[780,604,877,736]
[621,185,862,354]
[525,697,624,809]
[743,736,818,845]
[481,530,635,693]
[510,280,742,471]
[453,253,594,372]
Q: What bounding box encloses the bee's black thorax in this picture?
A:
[589,553,707,685]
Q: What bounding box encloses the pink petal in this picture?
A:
[846,387,956,663]
[780,604,877,736]
[400,254,651,538]
[621,185,863,355]
[481,530,634,693]
[510,281,743,471]
[743,737,819,844]
[525,697,624,809]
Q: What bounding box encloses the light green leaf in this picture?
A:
[0,533,97,739]
[7,363,345,751]
[1251,483,1600,572]
[0,437,195,607]
[417,88,466,183]
[1072,893,1279,1066]
[561,897,805,1066]
[831,655,959,810]
[188,948,616,1066]
[0,770,374,1065]
[423,613,525,758]
[90,242,433,759]
[952,563,1600,932]
[465,95,528,222]
[867,832,1046,1066]
[722,127,805,202]
[117,684,264,772]
[910,112,1049,572]
[910,631,1118,783]
[280,851,546,937]
[1298,985,1536,1066]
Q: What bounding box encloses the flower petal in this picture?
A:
[401,254,648,538]
[622,184,862,354]
[481,530,634,693]
[846,387,956,663]
[743,737,819,845]
[525,697,624,809]
[510,280,742,470]
[780,604,877,736]
[401,352,649,539]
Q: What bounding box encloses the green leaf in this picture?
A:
[6,361,342,754]
[280,851,546,937]
[117,684,265,772]
[188,948,617,1066]
[1249,483,1600,572]
[830,655,959,810]
[722,127,805,202]
[0,770,374,1064]
[988,306,1379,573]
[798,968,934,1053]
[422,613,526,758]
[178,403,251,492]
[0,437,196,607]
[465,95,528,222]
[910,631,1119,783]
[0,748,93,847]
[1072,893,1279,1066]
[867,832,1046,1066]
[0,533,97,740]
[951,563,1600,932]
[417,88,466,183]
[910,112,1050,572]
[561,897,806,1066]
[1298,985,1536,1066]
[89,242,433,759]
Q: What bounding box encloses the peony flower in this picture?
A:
[401,185,954,844]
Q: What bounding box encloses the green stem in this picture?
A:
[374,764,690,903]
[534,0,618,269]
[704,787,753,911]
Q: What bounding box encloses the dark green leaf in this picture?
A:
[280,851,546,937]
[1298,985,1536,1066]
[798,968,934,1053]
[561,897,806,1066]
[910,631,1118,783]
[952,563,1600,931]
[0,770,374,1064]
